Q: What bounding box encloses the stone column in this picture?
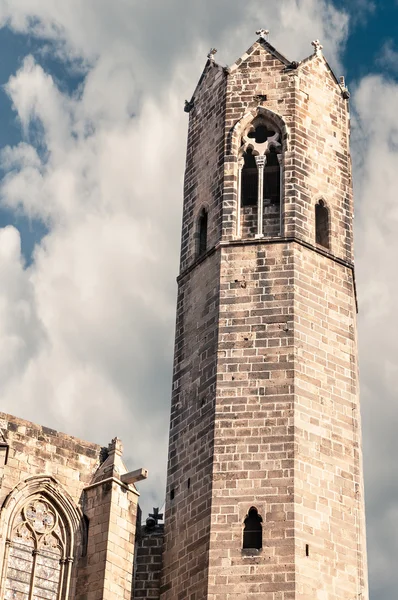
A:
[255,155,266,238]
[236,157,244,238]
[277,152,283,236]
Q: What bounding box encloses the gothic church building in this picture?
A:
[0,33,369,600]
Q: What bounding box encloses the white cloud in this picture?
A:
[351,73,398,600]
[376,39,398,74]
[8,0,397,585]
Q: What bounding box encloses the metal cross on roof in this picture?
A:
[148,507,163,526]
[312,39,323,54]
[256,29,270,41]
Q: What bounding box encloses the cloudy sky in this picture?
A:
[0,0,397,597]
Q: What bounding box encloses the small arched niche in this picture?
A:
[239,119,281,239]
[315,199,330,249]
[197,207,208,257]
[243,506,263,550]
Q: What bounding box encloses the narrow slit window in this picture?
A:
[315,200,330,249]
[243,507,263,550]
[264,147,281,204]
[198,209,208,256]
[241,149,258,206]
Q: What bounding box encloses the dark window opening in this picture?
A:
[82,514,90,557]
[187,478,191,489]
[264,147,280,204]
[243,507,263,550]
[170,488,175,501]
[315,200,330,249]
[198,209,208,256]
[241,149,258,206]
[248,125,275,144]
[306,544,310,557]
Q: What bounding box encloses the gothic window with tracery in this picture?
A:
[4,496,68,600]
[239,120,282,239]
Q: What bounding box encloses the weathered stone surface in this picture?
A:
[161,38,368,600]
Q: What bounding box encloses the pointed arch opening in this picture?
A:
[239,118,282,239]
[243,507,263,550]
[315,199,330,249]
[197,207,208,257]
[1,477,84,600]
[4,495,71,599]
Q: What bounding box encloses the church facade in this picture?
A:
[0,34,369,600]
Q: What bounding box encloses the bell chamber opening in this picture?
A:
[239,120,282,239]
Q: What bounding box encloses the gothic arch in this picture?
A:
[233,108,286,239]
[1,475,84,546]
[315,197,331,249]
[0,475,86,600]
[194,203,210,258]
[230,106,289,157]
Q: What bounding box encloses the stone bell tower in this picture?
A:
[160,33,368,600]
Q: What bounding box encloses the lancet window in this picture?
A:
[197,208,208,257]
[238,120,282,239]
[4,495,70,600]
[243,507,263,550]
[315,199,330,249]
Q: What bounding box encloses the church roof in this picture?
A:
[185,34,349,111]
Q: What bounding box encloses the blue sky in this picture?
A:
[0,1,397,598]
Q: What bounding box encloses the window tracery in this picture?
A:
[238,119,282,239]
[4,496,68,600]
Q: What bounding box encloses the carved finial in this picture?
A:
[184,99,194,113]
[256,29,270,41]
[339,76,350,100]
[108,437,123,456]
[207,48,218,61]
[312,39,323,55]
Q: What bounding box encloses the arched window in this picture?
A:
[264,146,281,204]
[4,495,71,600]
[315,200,330,249]
[243,507,263,550]
[241,148,258,206]
[197,208,208,257]
[239,121,282,239]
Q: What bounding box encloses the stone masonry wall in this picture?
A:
[135,527,164,599]
[0,413,141,600]
[208,241,296,599]
[293,245,368,599]
[223,43,294,241]
[161,38,368,600]
[160,56,227,600]
[179,62,226,272]
[0,412,101,598]
[160,252,221,600]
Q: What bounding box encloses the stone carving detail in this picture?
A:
[242,128,281,157]
[4,496,67,600]
[207,48,218,61]
[256,29,270,41]
[312,39,324,54]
